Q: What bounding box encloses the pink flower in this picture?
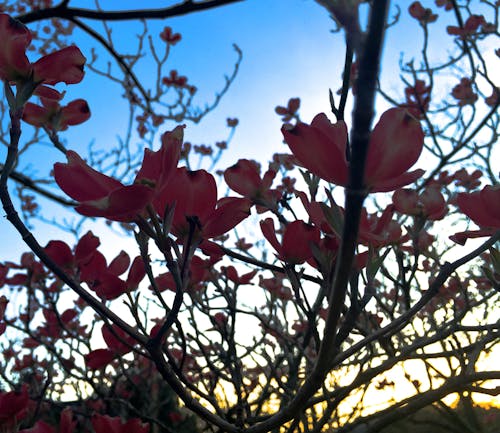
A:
[283,108,424,192]
[224,159,279,209]
[0,14,86,86]
[159,26,181,45]
[408,2,438,24]
[54,151,152,221]
[0,13,32,81]
[91,415,149,433]
[260,218,320,264]
[32,46,86,85]
[451,185,500,244]
[23,98,90,131]
[155,167,251,240]
[457,185,500,228]
[393,186,447,220]
[54,126,182,221]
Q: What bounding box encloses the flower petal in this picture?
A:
[282,113,348,185]
[0,14,32,81]
[203,197,251,238]
[54,151,123,202]
[458,188,500,228]
[76,184,153,221]
[224,159,263,197]
[371,169,424,193]
[33,46,86,85]
[135,125,183,192]
[60,99,90,127]
[365,108,424,187]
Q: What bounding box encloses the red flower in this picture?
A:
[435,0,453,11]
[0,13,32,81]
[393,186,447,220]
[358,206,406,247]
[32,46,86,85]
[37,308,79,339]
[45,234,145,299]
[79,250,138,300]
[451,78,477,106]
[283,113,349,185]
[126,256,146,290]
[44,239,75,271]
[447,14,485,38]
[224,159,278,208]
[409,2,438,24]
[54,127,182,221]
[275,97,300,122]
[457,185,500,228]
[23,98,90,131]
[451,185,500,244]
[91,415,150,433]
[102,323,136,354]
[224,266,257,285]
[159,26,181,45]
[283,108,424,192]
[45,231,100,273]
[54,151,152,221]
[260,218,320,264]
[0,385,30,429]
[0,14,86,86]
[162,69,188,87]
[85,348,116,370]
[155,167,251,240]
[363,109,425,191]
[85,324,136,370]
[135,125,183,201]
[19,408,76,433]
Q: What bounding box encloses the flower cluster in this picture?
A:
[54,126,251,247]
[409,2,438,24]
[0,13,89,129]
[447,14,487,38]
[282,108,425,192]
[0,14,85,86]
[452,77,478,106]
[403,79,431,118]
[22,89,90,131]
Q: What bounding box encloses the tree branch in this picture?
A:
[17,0,245,24]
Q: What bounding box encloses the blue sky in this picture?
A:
[1,0,346,260]
[1,0,498,261]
